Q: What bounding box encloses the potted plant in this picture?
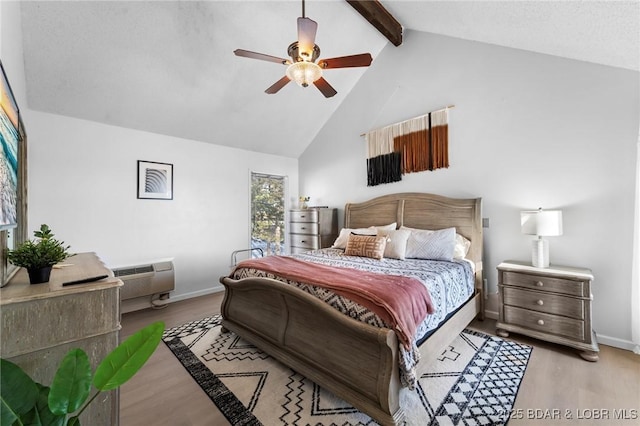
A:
[6,224,71,284]
[1,321,164,426]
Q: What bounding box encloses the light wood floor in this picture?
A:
[120,292,640,425]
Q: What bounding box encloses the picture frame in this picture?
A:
[137,160,173,200]
[1,61,21,230]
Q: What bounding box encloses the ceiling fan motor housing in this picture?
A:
[288,42,321,63]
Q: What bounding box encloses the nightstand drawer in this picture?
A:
[290,222,319,235]
[290,246,313,254]
[290,234,319,249]
[290,210,318,223]
[502,271,586,297]
[503,287,585,320]
[504,306,585,341]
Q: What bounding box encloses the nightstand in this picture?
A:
[496,261,599,361]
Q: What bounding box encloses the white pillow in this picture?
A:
[401,226,471,259]
[331,223,397,249]
[402,227,456,261]
[374,222,397,233]
[454,233,471,259]
[377,228,411,260]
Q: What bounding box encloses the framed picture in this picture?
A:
[137,160,173,200]
[1,61,20,230]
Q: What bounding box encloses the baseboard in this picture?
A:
[484,309,498,320]
[596,333,640,354]
[169,285,225,303]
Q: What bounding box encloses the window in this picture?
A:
[250,172,286,257]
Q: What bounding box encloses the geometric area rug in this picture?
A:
[162,315,532,426]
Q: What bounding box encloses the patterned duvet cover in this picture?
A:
[232,248,475,388]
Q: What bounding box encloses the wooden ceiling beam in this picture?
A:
[346,0,403,47]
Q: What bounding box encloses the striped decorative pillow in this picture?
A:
[331,227,377,249]
[344,234,387,260]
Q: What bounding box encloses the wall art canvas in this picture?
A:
[137,160,173,200]
[0,62,20,229]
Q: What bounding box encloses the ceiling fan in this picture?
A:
[234,0,373,98]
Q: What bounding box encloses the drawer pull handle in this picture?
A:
[301,240,306,243]
[536,300,544,306]
[301,227,306,230]
[537,319,545,326]
[536,281,544,287]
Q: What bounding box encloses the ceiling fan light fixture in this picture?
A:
[286,61,322,88]
[234,0,371,97]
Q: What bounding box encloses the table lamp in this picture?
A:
[521,208,563,268]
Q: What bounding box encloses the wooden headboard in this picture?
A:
[344,192,483,270]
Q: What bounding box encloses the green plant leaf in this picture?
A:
[0,358,39,425]
[48,349,92,416]
[67,415,81,426]
[20,383,65,426]
[93,321,164,391]
[35,384,66,426]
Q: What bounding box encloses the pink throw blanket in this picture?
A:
[232,256,435,348]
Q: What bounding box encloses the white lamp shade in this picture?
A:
[521,210,563,236]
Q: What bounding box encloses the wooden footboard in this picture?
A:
[220,275,405,425]
[220,275,481,425]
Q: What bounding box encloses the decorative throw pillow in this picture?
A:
[401,226,471,259]
[377,229,411,260]
[332,227,376,249]
[331,223,397,249]
[344,234,387,260]
[403,227,456,261]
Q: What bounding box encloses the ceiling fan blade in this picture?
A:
[265,76,291,94]
[318,53,373,69]
[297,17,318,57]
[234,49,290,65]
[313,77,337,98]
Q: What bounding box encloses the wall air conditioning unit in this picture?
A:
[112,260,175,314]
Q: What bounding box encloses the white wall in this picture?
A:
[299,30,640,350]
[3,1,298,301]
[27,112,298,300]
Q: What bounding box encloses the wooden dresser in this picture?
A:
[289,208,338,254]
[1,252,122,424]
[496,261,599,361]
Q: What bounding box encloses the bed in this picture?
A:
[219,192,483,425]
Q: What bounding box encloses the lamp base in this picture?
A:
[532,238,549,268]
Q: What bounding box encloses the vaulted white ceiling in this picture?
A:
[19,1,639,158]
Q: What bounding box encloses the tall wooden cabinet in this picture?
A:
[289,208,338,254]
[1,252,122,424]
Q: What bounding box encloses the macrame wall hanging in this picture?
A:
[364,106,453,186]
